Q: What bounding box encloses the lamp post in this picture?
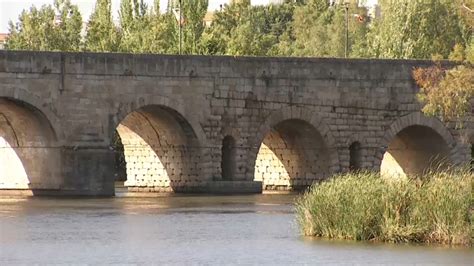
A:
[179,0,182,55]
[172,0,183,54]
[343,1,349,58]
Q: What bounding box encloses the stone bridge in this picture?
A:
[0,51,472,196]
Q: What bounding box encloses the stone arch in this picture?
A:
[0,97,61,190]
[219,127,245,180]
[113,99,208,192]
[0,87,63,141]
[251,106,340,190]
[113,95,208,147]
[377,112,455,177]
[343,133,369,171]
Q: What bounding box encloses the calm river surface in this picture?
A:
[0,194,472,265]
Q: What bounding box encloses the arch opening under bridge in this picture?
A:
[0,98,60,190]
[381,125,452,178]
[114,105,202,193]
[254,119,332,190]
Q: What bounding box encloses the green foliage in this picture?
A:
[289,1,370,57]
[180,0,208,54]
[4,0,473,60]
[201,1,294,56]
[448,43,465,62]
[6,0,82,51]
[84,0,120,52]
[291,5,344,57]
[367,0,468,59]
[144,12,177,54]
[295,169,472,245]
[118,0,176,53]
[466,39,474,64]
[413,63,474,121]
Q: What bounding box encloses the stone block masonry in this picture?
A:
[0,51,471,196]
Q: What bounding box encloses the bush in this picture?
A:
[295,168,472,246]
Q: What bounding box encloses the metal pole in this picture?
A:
[345,4,348,58]
[179,0,182,55]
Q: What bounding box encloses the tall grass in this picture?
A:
[295,168,472,246]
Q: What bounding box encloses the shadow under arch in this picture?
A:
[0,97,61,190]
[113,104,204,192]
[252,107,339,190]
[378,113,455,177]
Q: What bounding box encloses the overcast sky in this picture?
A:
[0,0,270,32]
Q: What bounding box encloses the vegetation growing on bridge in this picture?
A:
[413,56,473,122]
[295,168,473,246]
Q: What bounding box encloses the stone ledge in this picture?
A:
[124,181,263,194]
[201,181,262,194]
[0,188,114,197]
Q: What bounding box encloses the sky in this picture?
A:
[0,0,269,32]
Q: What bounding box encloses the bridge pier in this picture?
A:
[57,147,115,196]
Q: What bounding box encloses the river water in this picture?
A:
[0,194,472,265]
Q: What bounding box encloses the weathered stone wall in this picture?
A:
[0,51,471,195]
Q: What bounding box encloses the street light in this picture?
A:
[342,1,349,58]
[171,0,183,54]
[329,1,350,58]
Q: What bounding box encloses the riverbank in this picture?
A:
[295,169,473,246]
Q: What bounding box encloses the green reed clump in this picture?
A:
[295,168,472,246]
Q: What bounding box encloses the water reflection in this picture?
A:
[0,195,472,265]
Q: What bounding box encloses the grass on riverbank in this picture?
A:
[295,168,473,246]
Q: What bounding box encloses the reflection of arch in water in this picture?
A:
[254,119,332,190]
[0,98,60,189]
[114,105,203,192]
[379,113,454,177]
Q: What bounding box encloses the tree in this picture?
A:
[414,64,473,121]
[144,3,177,54]
[84,0,120,52]
[290,0,368,57]
[199,0,251,55]
[401,1,474,120]
[413,41,474,121]
[180,0,209,54]
[118,0,149,52]
[6,0,82,51]
[367,0,469,59]
[227,4,291,56]
[227,14,277,56]
[117,0,177,54]
[201,1,295,56]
